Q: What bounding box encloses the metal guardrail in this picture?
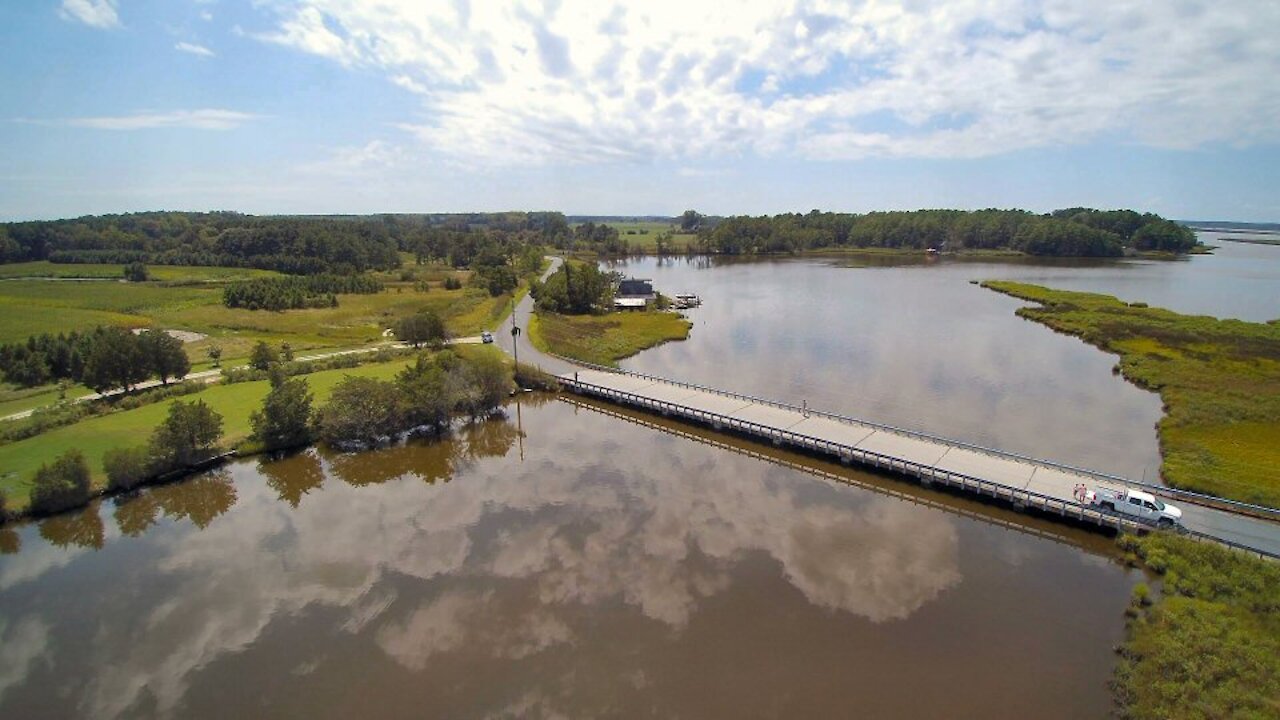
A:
[565,377,1280,561]
[559,360,1280,523]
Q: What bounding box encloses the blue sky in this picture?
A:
[2,0,1278,222]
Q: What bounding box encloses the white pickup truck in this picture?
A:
[1083,486,1183,527]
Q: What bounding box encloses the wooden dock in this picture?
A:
[562,366,1163,534]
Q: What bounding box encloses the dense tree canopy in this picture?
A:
[697,208,1196,257]
[530,262,617,314]
[0,211,570,274]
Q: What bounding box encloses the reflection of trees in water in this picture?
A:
[112,472,238,534]
[39,506,105,549]
[453,417,521,463]
[259,451,325,508]
[323,416,519,488]
[152,471,237,529]
[114,493,160,537]
[0,527,20,554]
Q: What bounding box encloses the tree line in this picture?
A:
[693,208,1197,256]
[0,211,571,274]
[222,274,382,311]
[0,327,189,390]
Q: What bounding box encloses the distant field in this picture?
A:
[0,261,279,281]
[591,221,700,253]
[0,262,529,421]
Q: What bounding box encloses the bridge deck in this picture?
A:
[562,367,1146,532]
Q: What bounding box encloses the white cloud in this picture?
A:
[247,0,1280,166]
[33,109,257,131]
[301,139,402,175]
[175,41,215,58]
[58,0,119,29]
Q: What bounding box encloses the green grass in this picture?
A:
[1114,533,1280,719]
[0,384,94,418]
[0,357,419,511]
[585,221,699,253]
[0,261,279,281]
[529,310,692,367]
[983,281,1280,507]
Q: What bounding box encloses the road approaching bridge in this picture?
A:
[559,365,1280,559]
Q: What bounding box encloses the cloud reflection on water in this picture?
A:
[0,404,961,718]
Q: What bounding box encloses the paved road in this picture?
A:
[498,256,576,376]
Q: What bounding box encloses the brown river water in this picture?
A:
[1,237,1277,718]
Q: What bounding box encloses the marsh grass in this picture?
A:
[1114,533,1280,719]
[529,310,692,367]
[983,281,1280,507]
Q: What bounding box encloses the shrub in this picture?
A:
[103,446,153,492]
[123,261,149,282]
[443,276,463,290]
[29,449,92,515]
[249,341,278,371]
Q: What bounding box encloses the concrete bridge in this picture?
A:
[508,258,1280,559]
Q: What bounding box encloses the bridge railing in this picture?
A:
[560,361,1280,523]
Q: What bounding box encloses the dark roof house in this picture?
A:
[617,278,655,298]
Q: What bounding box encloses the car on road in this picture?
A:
[481,331,494,344]
[1084,486,1183,527]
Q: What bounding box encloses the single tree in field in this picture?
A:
[679,210,703,231]
[207,344,222,368]
[250,368,314,451]
[395,309,448,348]
[82,327,150,393]
[150,400,223,472]
[249,340,278,371]
[141,330,190,385]
[280,342,295,362]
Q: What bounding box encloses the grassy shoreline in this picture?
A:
[982,281,1280,507]
[1115,533,1279,719]
[528,310,692,367]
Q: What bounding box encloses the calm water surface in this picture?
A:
[610,238,1280,482]
[0,399,1137,718]
[5,238,1277,718]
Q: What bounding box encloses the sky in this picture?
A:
[1,0,1278,222]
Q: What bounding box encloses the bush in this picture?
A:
[123,261,149,282]
[249,341,278,371]
[103,446,153,492]
[29,449,92,515]
[444,276,463,290]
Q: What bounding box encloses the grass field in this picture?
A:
[1114,533,1279,719]
[0,356,422,510]
[588,221,700,253]
[983,281,1280,507]
[0,263,529,417]
[529,310,692,367]
[0,261,280,281]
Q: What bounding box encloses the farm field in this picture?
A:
[594,220,699,253]
[0,261,530,418]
